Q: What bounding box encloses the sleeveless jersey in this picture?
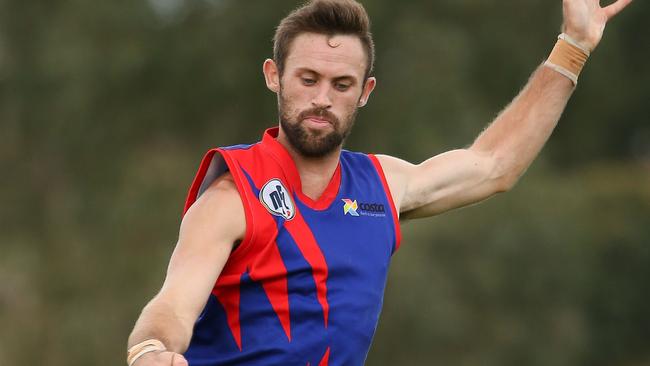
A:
[182,127,401,366]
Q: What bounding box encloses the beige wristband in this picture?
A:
[127,339,166,366]
[544,33,590,85]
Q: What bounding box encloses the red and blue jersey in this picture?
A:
[182,128,401,366]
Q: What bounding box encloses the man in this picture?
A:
[127,0,633,365]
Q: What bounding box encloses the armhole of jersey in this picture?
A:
[182,148,256,262]
[368,154,402,253]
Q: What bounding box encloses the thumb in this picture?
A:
[171,353,188,366]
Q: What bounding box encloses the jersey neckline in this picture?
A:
[260,127,342,211]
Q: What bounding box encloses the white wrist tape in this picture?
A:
[127,339,166,366]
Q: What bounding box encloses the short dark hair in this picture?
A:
[273,0,375,80]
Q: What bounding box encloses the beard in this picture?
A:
[278,90,359,158]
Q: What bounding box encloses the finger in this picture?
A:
[603,0,633,20]
[171,353,189,366]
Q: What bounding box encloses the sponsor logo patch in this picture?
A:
[342,199,360,216]
[342,198,386,217]
[260,179,295,220]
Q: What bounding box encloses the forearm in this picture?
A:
[470,64,574,188]
[128,295,194,353]
[469,0,634,188]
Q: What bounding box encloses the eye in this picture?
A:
[335,83,351,91]
[302,78,316,86]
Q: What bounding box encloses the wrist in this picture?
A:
[543,33,590,85]
[127,339,167,366]
[561,23,599,53]
[558,33,591,55]
[131,350,165,366]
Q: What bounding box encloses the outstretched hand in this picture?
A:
[562,0,633,51]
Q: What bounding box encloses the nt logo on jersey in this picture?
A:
[260,179,295,220]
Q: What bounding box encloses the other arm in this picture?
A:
[378,0,633,220]
[127,173,245,364]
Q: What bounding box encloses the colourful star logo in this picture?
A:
[342,199,359,216]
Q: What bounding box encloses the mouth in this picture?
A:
[303,116,332,126]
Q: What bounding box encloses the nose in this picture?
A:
[311,84,333,109]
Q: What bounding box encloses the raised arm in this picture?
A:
[127,173,245,365]
[378,0,633,220]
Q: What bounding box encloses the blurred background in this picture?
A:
[1,0,648,365]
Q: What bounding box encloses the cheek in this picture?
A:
[281,79,311,100]
[282,89,312,112]
[336,95,360,115]
[280,87,301,109]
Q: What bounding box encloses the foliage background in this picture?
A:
[0,0,648,365]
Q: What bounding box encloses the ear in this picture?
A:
[358,77,376,107]
[263,59,280,93]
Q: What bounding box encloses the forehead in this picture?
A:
[285,33,366,79]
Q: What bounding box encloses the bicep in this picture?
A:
[378,149,505,220]
[155,174,245,327]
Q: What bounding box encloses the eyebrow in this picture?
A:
[295,67,358,83]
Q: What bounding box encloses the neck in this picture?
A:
[276,131,341,201]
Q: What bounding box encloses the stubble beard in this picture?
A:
[278,89,359,159]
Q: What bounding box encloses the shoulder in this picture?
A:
[372,154,417,174]
[192,172,240,210]
[182,171,246,242]
[371,154,416,213]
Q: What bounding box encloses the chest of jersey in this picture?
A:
[183,129,400,366]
